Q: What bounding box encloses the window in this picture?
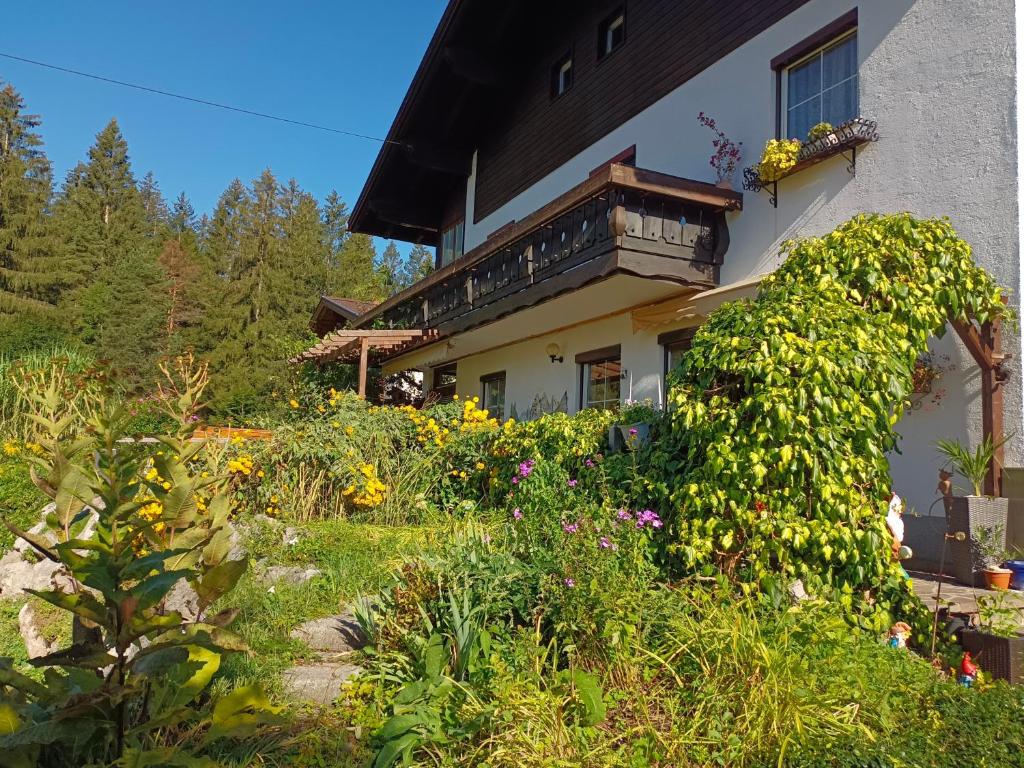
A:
[660,327,696,394]
[784,31,858,140]
[577,345,621,411]
[598,8,626,60]
[551,52,573,98]
[480,371,506,419]
[439,219,464,267]
[432,363,457,402]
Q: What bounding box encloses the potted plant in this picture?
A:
[755,137,801,184]
[960,591,1024,683]
[936,436,1010,587]
[611,399,658,451]
[974,523,1013,589]
[697,112,742,189]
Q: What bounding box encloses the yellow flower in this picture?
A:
[345,426,354,436]
[2,441,18,457]
[475,462,485,471]
[289,399,300,409]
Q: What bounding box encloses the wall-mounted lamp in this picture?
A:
[546,342,564,364]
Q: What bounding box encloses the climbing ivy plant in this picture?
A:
[666,213,1010,631]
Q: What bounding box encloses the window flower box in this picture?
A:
[742,117,879,207]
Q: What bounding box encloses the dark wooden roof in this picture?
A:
[348,0,564,244]
[310,296,380,336]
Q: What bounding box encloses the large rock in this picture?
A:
[0,550,64,600]
[290,613,367,654]
[163,579,201,622]
[282,662,363,705]
[18,601,59,659]
[260,565,322,587]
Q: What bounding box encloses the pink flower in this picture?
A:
[513,507,523,520]
[599,536,618,550]
[617,509,632,521]
[567,479,578,488]
[562,521,579,534]
[563,577,576,588]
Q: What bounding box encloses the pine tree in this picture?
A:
[138,170,169,239]
[379,240,403,295]
[53,120,165,385]
[399,243,434,290]
[170,191,196,238]
[52,119,148,287]
[0,83,60,315]
[157,238,201,354]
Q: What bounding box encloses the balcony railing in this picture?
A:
[357,163,742,334]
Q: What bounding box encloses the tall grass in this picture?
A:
[0,346,95,439]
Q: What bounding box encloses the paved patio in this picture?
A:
[910,571,1024,628]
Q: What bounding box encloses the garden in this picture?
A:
[1,214,1023,767]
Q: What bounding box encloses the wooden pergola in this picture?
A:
[291,329,436,397]
[952,310,1010,496]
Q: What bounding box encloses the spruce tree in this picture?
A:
[399,243,434,290]
[379,240,402,295]
[138,170,169,239]
[53,120,165,385]
[0,83,60,316]
[170,191,196,238]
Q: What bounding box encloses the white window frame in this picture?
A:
[581,355,622,411]
[781,30,858,139]
[480,372,506,419]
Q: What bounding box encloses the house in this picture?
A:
[309,297,380,337]
[302,0,1022,518]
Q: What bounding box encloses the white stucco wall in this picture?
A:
[421,0,1019,518]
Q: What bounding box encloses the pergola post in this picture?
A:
[358,337,370,398]
[952,313,1007,497]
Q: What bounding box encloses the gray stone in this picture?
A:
[787,579,810,604]
[0,550,64,600]
[18,601,58,659]
[261,566,322,586]
[163,578,201,622]
[282,527,301,547]
[290,613,367,653]
[282,662,363,705]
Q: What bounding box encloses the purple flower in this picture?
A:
[629,427,639,436]
[513,507,523,520]
[636,509,663,529]
[599,536,618,551]
[512,476,519,485]
[562,521,579,534]
[563,577,576,588]
[517,459,536,478]
[567,479,578,488]
[585,459,594,468]
[617,509,633,521]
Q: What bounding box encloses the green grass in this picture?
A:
[0,455,46,550]
[218,519,438,691]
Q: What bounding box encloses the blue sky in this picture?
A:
[0,1,446,240]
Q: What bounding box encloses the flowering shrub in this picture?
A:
[756,137,801,182]
[697,112,743,184]
[807,121,834,142]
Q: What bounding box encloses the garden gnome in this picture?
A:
[958,651,978,687]
[888,621,912,649]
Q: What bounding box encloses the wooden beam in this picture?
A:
[983,318,1005,496]
[358,337,370,398]
[403,139,472,176]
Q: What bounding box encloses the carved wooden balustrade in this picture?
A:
[359,164,742,334]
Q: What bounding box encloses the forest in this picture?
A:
[0,79,431,415]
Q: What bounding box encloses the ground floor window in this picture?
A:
[480,371,506,419]
[576,345,622,411]
[431,363,457,402]
[660,327,697,389]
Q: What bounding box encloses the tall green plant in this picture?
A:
[935,436,1005,496]
[666,214,1011,633]
[0,356,279,766]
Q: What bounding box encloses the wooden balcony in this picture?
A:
[355,163,742,336]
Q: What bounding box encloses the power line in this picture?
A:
[0,51,405,146]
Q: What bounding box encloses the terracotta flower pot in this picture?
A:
[983,567,1012,590]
